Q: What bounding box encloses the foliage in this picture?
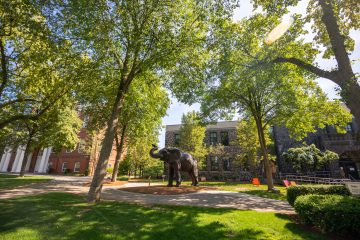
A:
[287,184,350,206]
[178,111,208,168]
[170,14,351,190]
[0,0,88,130]
[0,192,326,240]
[282,144,338,173]
[236,118,274,173]
[294,194,360,237]
[250,0,360,130]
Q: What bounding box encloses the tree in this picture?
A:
[282,144,338,173]
[2,105,82,177]
[171,15,352,191]
[56,0,238,202]
[252,0,360,130]
[178,111,208,168]
[236,118,268,175]
[0,0,87,130]
[81,71,169,182]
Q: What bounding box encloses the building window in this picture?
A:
[74,162,81,172]
[210,132,217,145]
[210,156,219,171]
[223,158,231,171]
[82,115,89,128]
[62,162,68,172]
[174,133,180,145]
[220,132,229,146]
[78,140,86,153]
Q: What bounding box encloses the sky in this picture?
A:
[158,0,360,147]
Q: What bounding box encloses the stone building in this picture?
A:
[0,119,120,176]
[165,121,243,180]
[274,115,360,179]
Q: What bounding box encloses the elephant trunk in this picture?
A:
[150,147,163,159]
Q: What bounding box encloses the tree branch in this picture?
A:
[273,57,339,83]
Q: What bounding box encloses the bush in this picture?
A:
[106,168,114,174]
[287,184,350,206]
[294,194,360,237]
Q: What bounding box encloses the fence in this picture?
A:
[281,174,352,185]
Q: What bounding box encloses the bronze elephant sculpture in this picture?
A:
[150,144,198,187]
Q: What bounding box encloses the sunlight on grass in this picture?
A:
[0,193,326,240]
[0,174,52,190]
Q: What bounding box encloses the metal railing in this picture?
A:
[282,174,351,185]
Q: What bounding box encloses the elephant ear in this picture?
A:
[168,148,181,159]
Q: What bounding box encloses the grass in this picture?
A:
[0,174,52,190]
[0,192,327,240]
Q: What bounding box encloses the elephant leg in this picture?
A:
[167,167,174,187]
[189,171,195,186]
[173,164,181,187]
[193,167,199,186]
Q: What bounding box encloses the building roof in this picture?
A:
[166,121,238,132]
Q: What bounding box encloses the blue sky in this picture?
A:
[158,0,360,147]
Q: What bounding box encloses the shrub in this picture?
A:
[106,168,114,174]
[294,194,360,237]
[287,184,350,206]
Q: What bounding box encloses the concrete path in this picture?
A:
[0,175,294,214]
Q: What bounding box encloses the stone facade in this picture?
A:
[165,121,243,180]
[274,117,360,179]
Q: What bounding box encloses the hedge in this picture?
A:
[286,184,350,206]
[294,194,360,237]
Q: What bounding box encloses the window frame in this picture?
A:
[210,156,219,171]
[174,133,180,145]
[62,162,68,172]
[74,162,81,172]
[220,131,229,146]
[210,132,218,145]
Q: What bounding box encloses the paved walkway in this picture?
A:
[0,175,294,214]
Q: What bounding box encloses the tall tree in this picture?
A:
[252,0,360,130]
[171,15,352,191]
[178,111,208,168]
[0,0,87,130]
[58,0,238,202]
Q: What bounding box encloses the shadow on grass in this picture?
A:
[0,193,326,240]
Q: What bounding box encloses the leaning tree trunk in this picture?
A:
[318,0,360,129]
[111,124,127,182]
[87,81,128,203]
[254,116,275,191]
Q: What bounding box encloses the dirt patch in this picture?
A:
[83,181,128,187]
[120,185,216,195]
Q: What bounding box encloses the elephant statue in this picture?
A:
[150,144,198,187]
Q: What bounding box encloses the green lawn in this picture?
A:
[0,174,52,190]
[0,192,326,240]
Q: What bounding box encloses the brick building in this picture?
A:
[0,123,120,176]
[165,121,243,180]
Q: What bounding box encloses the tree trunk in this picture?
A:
[111,125,127,182]
[87,82,127,203]
[19,136,33,177]
[254,116,274,190]
[318,0,360,129]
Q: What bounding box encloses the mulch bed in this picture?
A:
[120,185,216,195]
